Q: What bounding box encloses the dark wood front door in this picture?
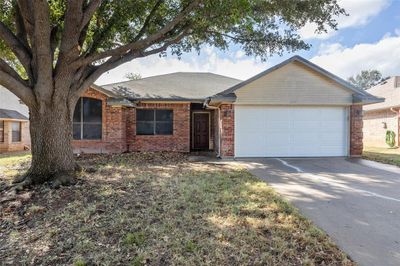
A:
[193,113,209,150]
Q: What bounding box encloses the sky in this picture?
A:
[96,0,400,85]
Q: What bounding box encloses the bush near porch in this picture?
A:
[0,153,353,265]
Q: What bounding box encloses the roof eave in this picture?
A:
[207,95,236,106]
[131,98,206,103]
[107,98,136,107]
[217,55,371,97]
[352,95,385,105]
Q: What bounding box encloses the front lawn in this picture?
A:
[0,153,353,265]
[363,146,400,167]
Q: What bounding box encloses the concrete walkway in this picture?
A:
[240,158,400,266]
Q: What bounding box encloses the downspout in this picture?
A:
[204,98,221,158]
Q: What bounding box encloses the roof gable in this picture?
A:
[216,56,382,105]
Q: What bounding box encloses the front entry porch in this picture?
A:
[190,103,218,153]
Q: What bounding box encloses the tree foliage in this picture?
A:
[0,0,346,186]
[348,70,387,90]
[0,0,346,106]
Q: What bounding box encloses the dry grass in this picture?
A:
[0,153,354,265]
[363,146,400,167]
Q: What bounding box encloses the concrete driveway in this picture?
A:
[241,158,400,266]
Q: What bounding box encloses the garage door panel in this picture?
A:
[292,121,320,130]
[265,132,291,145]
[321,121,345,131]
[235,105,348,157]
[265,121,291,132]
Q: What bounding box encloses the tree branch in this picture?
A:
[32,0,53,97]
[14,3,30,49]
[16,0,34,40]
[57,0,84,63]
[0,21,32,77]
[133,0,165,42]
[0,59,28,86]
[75,0,200,67]
[80,0,102,32]
[0,70,35,106]
[74,28,190,97]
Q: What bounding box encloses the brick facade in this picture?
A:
[127,103,190,152]
[72,88,128,153]
[350,105,363,156]
[363,108,399,147]
[219,104,234,157]
[72,88,191,154]
[70,88,367,157]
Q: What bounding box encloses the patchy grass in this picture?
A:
[363,146,400,167]
[0,153,354,265]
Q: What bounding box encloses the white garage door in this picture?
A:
[235,106,349,157]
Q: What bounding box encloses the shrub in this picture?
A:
[386,130,396,147]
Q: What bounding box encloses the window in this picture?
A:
[73,97,102,140]
[11,122,21,142]
[136,109,173,135]
[0,121,4,142]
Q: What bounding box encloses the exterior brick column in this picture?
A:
[220,104,234,157]
[350,105,363,156]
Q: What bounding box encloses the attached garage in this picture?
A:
[209,56,383,158]
[235,105,349,157]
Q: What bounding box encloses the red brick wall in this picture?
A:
[127,103,190,152]
[350,105,363,156]
[220,104,234,157]
[72,88,128,153]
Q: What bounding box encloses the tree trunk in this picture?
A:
[16,101,78,187]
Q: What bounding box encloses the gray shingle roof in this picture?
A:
[101,72,241,101]
[0,108,28,120]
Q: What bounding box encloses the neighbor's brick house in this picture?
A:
[69,56,381,157]
[363,77,400,147]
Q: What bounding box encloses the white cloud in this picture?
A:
[317,43,345,55]
[311,34,400,79]
[299,0,391,40]
[96,48,268,85]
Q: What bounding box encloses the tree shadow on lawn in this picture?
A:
[0,153,354,265]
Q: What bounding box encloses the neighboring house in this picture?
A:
[363,77,400,147]
[0,87,31,152]
[0,109,30,153]
[72,56,381,157]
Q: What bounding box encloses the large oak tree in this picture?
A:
[0,0,345,187]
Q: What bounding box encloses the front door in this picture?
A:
[193,113,209,150]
